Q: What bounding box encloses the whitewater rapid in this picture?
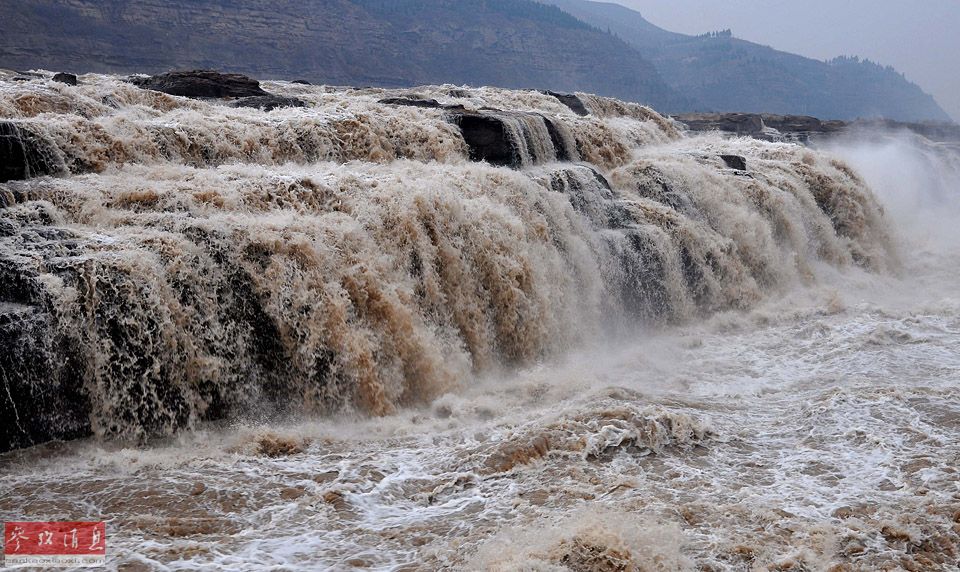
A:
[1,72,957,570]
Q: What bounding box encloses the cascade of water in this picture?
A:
[0,74,895,450]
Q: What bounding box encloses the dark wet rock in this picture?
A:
[30,227,78,242]
[12,71,42,82]
[587,168,615,194]
[0,122,58,182]
[674,112,850,143]
[0,217,16,237]
[52,72,77,85]
[451,112,518,167]
[629,163,696,214]
[675,113,765,136]
[545,165,628,228]
[544,90,589,116]
[379,96,470,112]
[132,70,268,99]
[720,154,747,171]
[0,256,42,307]
[1,257,90,452]
[229,95,306,111]
[0,307,76,452]
[762,114,828,133]
[451,110,579,167]
[291,79,311,85]
[379,97,442,108]
[447,89,471,98]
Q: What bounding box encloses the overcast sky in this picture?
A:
[613,0,960,122]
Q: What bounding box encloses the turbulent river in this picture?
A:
[0,73,958,571]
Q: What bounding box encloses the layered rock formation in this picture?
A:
[674,112,960,145]
[131,70,270,98]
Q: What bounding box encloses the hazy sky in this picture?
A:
[613,0,960,122]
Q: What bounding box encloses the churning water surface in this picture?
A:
[0,73,958,571]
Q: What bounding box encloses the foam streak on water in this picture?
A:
[1,73,957,570]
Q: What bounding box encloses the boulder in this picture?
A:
[379,95,474,112]
[451,112,518,167]
[720,155,747,171]
[132,70,268,99]
[379,97,442,108]
[0,122,58,182]
[291,79,312,85]
[544,90,590,116]
[229,95,306,111]
[52,72,77,85]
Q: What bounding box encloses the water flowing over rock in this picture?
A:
[451,112,518,166]
[675,113,771,138]
[0,75,895,451]
[0,122,59,182]
[451,110,579,167]
[674,112,850,143]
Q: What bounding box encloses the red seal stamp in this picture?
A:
[4,521,106,568]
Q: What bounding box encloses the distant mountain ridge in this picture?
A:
[0,0,682,111]
[0,0,949,121]
[543,0,951,121]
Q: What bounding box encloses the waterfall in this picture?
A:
[0,74,895,450]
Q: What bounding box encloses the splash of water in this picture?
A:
[0,73,894,450]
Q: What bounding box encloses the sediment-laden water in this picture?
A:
[1,72,957,571]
